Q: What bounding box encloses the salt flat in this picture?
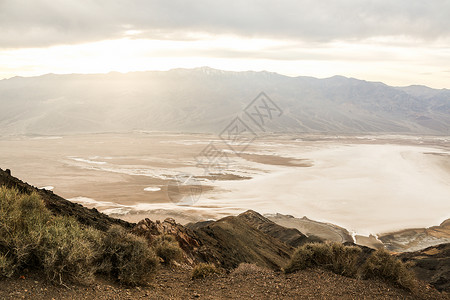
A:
[0,132,448,236]
[204,142,450,235]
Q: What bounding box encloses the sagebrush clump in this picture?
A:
[0,187,101,284]
[284,242,361,277]
[191,263,218,279]
[0,187,159,285]
[39,216,102,284]
[232,263,272,275]
[99,225,159,285]
[362,248,417,291]
[285,242,419,291]
[153,235,183,264]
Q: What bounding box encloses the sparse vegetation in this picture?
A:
[0,188,49,275]
[362,248,417,291]
[232,263,272,275]
[191,263,217,279]
[38,216,102,284]
[0,187,101,284]
[0,187,159,286]
[99,225,159,285]
[285,242,419,292]
[284,242,361,277]
[153,235,183,264]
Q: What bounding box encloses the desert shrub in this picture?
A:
[362,248,417,291]
[284,242,361,277]
[0,187,161,286]
[0,188,50,276]
[38,216,102,285]
[329,242,362,277]
[153,235,183,264]
[99,225,159,285]
[231,263,272,275]
[191,263,217,279]
[0,187,102,284]
[0,253,14,278]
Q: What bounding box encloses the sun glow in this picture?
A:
[1,35,449,88]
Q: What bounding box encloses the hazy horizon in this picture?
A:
[2,66,450,90]
[1,1,450,88]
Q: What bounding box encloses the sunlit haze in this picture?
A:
[1,0,450,88]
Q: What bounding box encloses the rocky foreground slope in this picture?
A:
[1,167,449,294]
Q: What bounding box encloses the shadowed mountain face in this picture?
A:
[399,243,450,292]
[186,211,296,270]
[0,68,449,135]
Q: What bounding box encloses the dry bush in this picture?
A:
[0,253,14,278]
[38,216,102,285]
[0,187,102,284]
[0,188,50,276]
[99,225,159,285]
[231,263,272,275]
[191,263,217,279]
[284,242,361,277]
[362,248,417,291]
[153,235,183,264]
[0,187,161,286]
[330,242,362,277]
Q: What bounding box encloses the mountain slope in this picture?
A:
[0,68,449,135]
[0,168,132,231]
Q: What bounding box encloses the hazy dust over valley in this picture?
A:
[1,132,448,236]
[2,1,450,298]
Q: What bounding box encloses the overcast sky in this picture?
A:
[1,0,450,88]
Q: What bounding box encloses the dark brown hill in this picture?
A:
[399,243,450,292]
[187,212,295,270]
[0,168,133,231]
[237,210,313,247]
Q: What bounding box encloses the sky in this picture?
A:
[1,0,450,88]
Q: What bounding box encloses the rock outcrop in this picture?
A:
[131,217,202,264]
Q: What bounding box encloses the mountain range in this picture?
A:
[0,67,449,136]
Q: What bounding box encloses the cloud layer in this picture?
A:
[1,0,450,48]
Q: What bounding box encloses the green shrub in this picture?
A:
[284,242,361,277]
[0,187,159,286]
[0,188,50,275]
[153,235,183,264]
[0,187,102,284]
[362,249,417,291]
[99,225,159,285]
[191,263,217,279]
[38,216,102,284]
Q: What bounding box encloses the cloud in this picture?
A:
[1,0,450,48]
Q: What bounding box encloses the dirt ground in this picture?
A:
[0,266,447,300]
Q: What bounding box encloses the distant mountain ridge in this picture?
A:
[1,67,449,135]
